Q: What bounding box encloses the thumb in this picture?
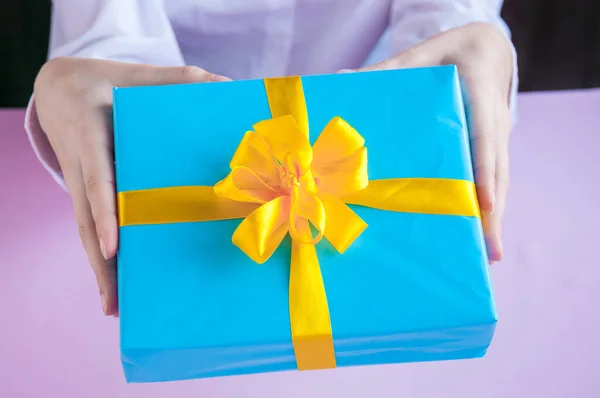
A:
[112,63,231,87]
[348,34,450,73]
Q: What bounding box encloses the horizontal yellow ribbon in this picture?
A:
[119,179,479,226]
[117,76,480,371]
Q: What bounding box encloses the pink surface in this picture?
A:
[1,90,600,397]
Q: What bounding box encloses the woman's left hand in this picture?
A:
[343,22,513,263]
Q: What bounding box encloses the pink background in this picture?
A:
[1,89,599,397]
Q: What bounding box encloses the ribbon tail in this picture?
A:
[289,219,336,370]
[232,196,291,264]
[321,193,367,253]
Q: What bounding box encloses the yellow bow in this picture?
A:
[117,76,481,371]
[214,113,369,262]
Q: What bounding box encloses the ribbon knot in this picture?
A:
[279,170,299,192]
[214,114,369,263]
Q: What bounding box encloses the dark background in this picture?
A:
[1,0,599,108]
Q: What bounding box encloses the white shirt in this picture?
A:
[27,0,517,186]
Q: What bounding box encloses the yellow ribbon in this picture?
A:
[117,76,480,371]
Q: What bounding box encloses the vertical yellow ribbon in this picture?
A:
[265,77,337,370]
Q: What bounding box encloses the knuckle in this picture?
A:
[473,159,493,169]
[36,57,79,91]
[37,57,71,80]
[403,47,424,63]
[35,59,64,95]
[84,174,98,197]
[394,47,423,68]
[499,106,512,135]
[470,134,497,150]
[77,220,92,242]
[91,260,110,285]
[95,205,118,228]
[473,154,495,172]
[36,57,106,105]
[497,165,510,187]
[474,165,494,180]
[179,65,209,82]
[467,22,498,34]
[92,257,116,283]
[80,130,113,155]
[464,22,511,57]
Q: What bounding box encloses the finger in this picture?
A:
[482,101,510,263]
[65,167,118,316]
[111,64,232,87]
[486,107,511,263]
[464,76,497,214]
[354,28,460,72]
[356,47,436,71]
[483,175,506,264]
[482,211,501,264]
[490,154,509,262]
[81,133,118,260]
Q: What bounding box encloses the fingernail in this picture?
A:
[100,292,108,315]
[99,237,107,260]
[211,74,231,82]
[337,69,356,74]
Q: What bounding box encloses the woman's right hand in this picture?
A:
[34,57,230,316]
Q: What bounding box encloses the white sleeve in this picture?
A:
[48,0,184,65]
[390,0,519,123]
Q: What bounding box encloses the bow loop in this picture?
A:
[230,131,280,185]
[312,116,365,165]
[217,112,367,251]
[232,196,291,264]
[214,166,279,204]
[253,116,313,176]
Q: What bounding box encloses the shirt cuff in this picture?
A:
[506,32,519,125]
[24,96,67,190]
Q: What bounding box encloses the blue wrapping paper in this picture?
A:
[113,65,496,383]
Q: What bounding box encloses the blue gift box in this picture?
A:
[113,65,496,383]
